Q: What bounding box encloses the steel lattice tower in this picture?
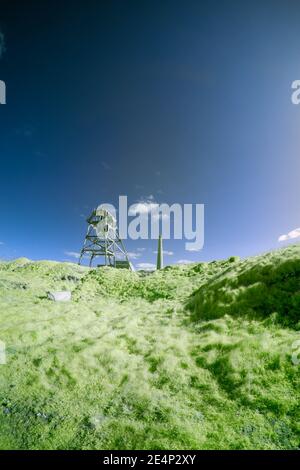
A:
[78,207,132,269]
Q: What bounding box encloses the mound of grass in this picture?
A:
[0,246,299,449]
[188,245,300,328]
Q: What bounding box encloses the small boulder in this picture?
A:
[47,291,71,302]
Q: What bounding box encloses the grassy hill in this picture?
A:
[0,245,299,449]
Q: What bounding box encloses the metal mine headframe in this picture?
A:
[78,207,133,270]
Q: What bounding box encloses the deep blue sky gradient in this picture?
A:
[0,0,300,266]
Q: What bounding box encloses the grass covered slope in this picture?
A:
[0,246,299,449]
[188,246,300,327]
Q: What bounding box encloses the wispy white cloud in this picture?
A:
[15,125,35,138]
[129,195,170,222]
[177,259,193,265]
[129,202,158,216]
[34,150,46,159]
[64,251,81,259]
[129,195,158,216]
[153,250,174,256]
[185,246,201,252]
[118,251,141,260]
[137,247,146,252]
[101,161,111,170]
[278,227,300,242]
[136,262,156,271]
[65,249,141,261]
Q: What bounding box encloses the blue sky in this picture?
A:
[0,0,300,268]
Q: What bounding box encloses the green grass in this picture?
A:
[0,246,299,449]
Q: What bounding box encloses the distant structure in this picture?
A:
[156,234,164,270]
[78,207,133,269]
